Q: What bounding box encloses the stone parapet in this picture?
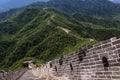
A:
[39,37,120,80]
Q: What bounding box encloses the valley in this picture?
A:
[0,0,120,80]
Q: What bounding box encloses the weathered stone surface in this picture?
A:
[1,37,120,80]
[18,69,45,80]
[0,69,27,80]
[37,37,120,80]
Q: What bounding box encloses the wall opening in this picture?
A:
[70,63,73,70]
[102,57,110,68]
[78,50,86,62]
[55,66,57,72]
[78,55,83,61]
[59,56,63,65]
[50,63,52,68]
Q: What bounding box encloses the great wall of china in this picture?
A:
[0,69,27,80]
[0,37,120,80]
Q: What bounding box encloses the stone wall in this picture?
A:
[0,68,27,80]
[38,37,120,80]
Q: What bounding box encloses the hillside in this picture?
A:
[0,8,120,70]
[28,0,120,17]
[0,8,21,22]
[1,0,120,22]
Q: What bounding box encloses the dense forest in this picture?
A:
[29,0,120,17]
[1,0,120,22]
[0,8,120,70]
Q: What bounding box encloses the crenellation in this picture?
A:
[38,37,120,80]
[1,37,120,80]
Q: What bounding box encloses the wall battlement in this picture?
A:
[0,37,120,80]
[39,37,120,80]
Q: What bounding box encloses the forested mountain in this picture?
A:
[0,8,120,70]
[28,0,120,17]
[0,8,20,22]
[1,0,120,22]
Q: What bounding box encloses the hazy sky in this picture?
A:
[0,0,10,4]
[111,0,119,1]
[0,0,49,5]
[0,0,49,11]
[0,0,120,5]
[111,0,120,3]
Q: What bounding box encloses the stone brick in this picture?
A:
[112,55,119,58]
[103,71,112,75]
[96,72,103,75]
[105,46,116,51]
[112,39,120,45]
[93,42,102,47]
[10,37,120,80]
[101,39,111,44]
[116,44,120,48]
[101,43,112,48]
[112,76,120,79]
[117,49,120,53]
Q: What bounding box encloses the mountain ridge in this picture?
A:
[28,0,120,17]
[0,8,120,70]
[1,0,120,23]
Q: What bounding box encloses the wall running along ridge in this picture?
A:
[38,37,120,80]
[0,37,120,80]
